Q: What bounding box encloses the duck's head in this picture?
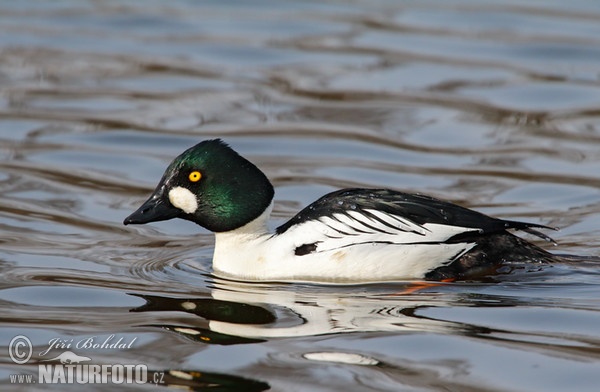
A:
[123,139,274,232]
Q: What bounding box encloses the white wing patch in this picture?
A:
[363,209,429,235]
[287,209,479,254]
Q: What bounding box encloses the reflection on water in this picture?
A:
[137,272,600,389]
[132,279,468,340]
[1,0,600,391]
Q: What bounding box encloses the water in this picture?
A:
[1,1,600,390]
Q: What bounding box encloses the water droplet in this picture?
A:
[439,209,449,221]
[337,200,344,206]
[350,204,357,210]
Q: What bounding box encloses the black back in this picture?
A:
[276,188,553,242]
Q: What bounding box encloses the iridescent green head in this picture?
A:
[124,139,274,232]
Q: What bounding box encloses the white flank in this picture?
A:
[168,186,198,214]
[212,206,480,283]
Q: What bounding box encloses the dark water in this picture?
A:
[1,1,600,391]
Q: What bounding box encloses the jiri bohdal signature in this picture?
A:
[39,335,137,357]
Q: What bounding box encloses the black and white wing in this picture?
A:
[276,188,553,256]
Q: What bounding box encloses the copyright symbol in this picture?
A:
[9,335,32,364]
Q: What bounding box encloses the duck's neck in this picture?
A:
[213,201,273,245]
[212,202,273,278]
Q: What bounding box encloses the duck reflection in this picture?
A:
[129,278,502,390]
[130,277,490,343]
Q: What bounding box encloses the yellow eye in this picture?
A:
[188,171,202,182]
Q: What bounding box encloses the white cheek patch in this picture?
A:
[168,186,198,214]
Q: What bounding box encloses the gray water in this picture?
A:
[1,1,600,391]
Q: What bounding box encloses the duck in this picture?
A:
[123,138,557,283]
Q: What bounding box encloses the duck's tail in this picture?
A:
[501,219,558,244]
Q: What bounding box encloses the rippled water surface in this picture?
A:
[1,1,600,391]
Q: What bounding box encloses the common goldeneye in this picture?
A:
[123,139,556,282]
